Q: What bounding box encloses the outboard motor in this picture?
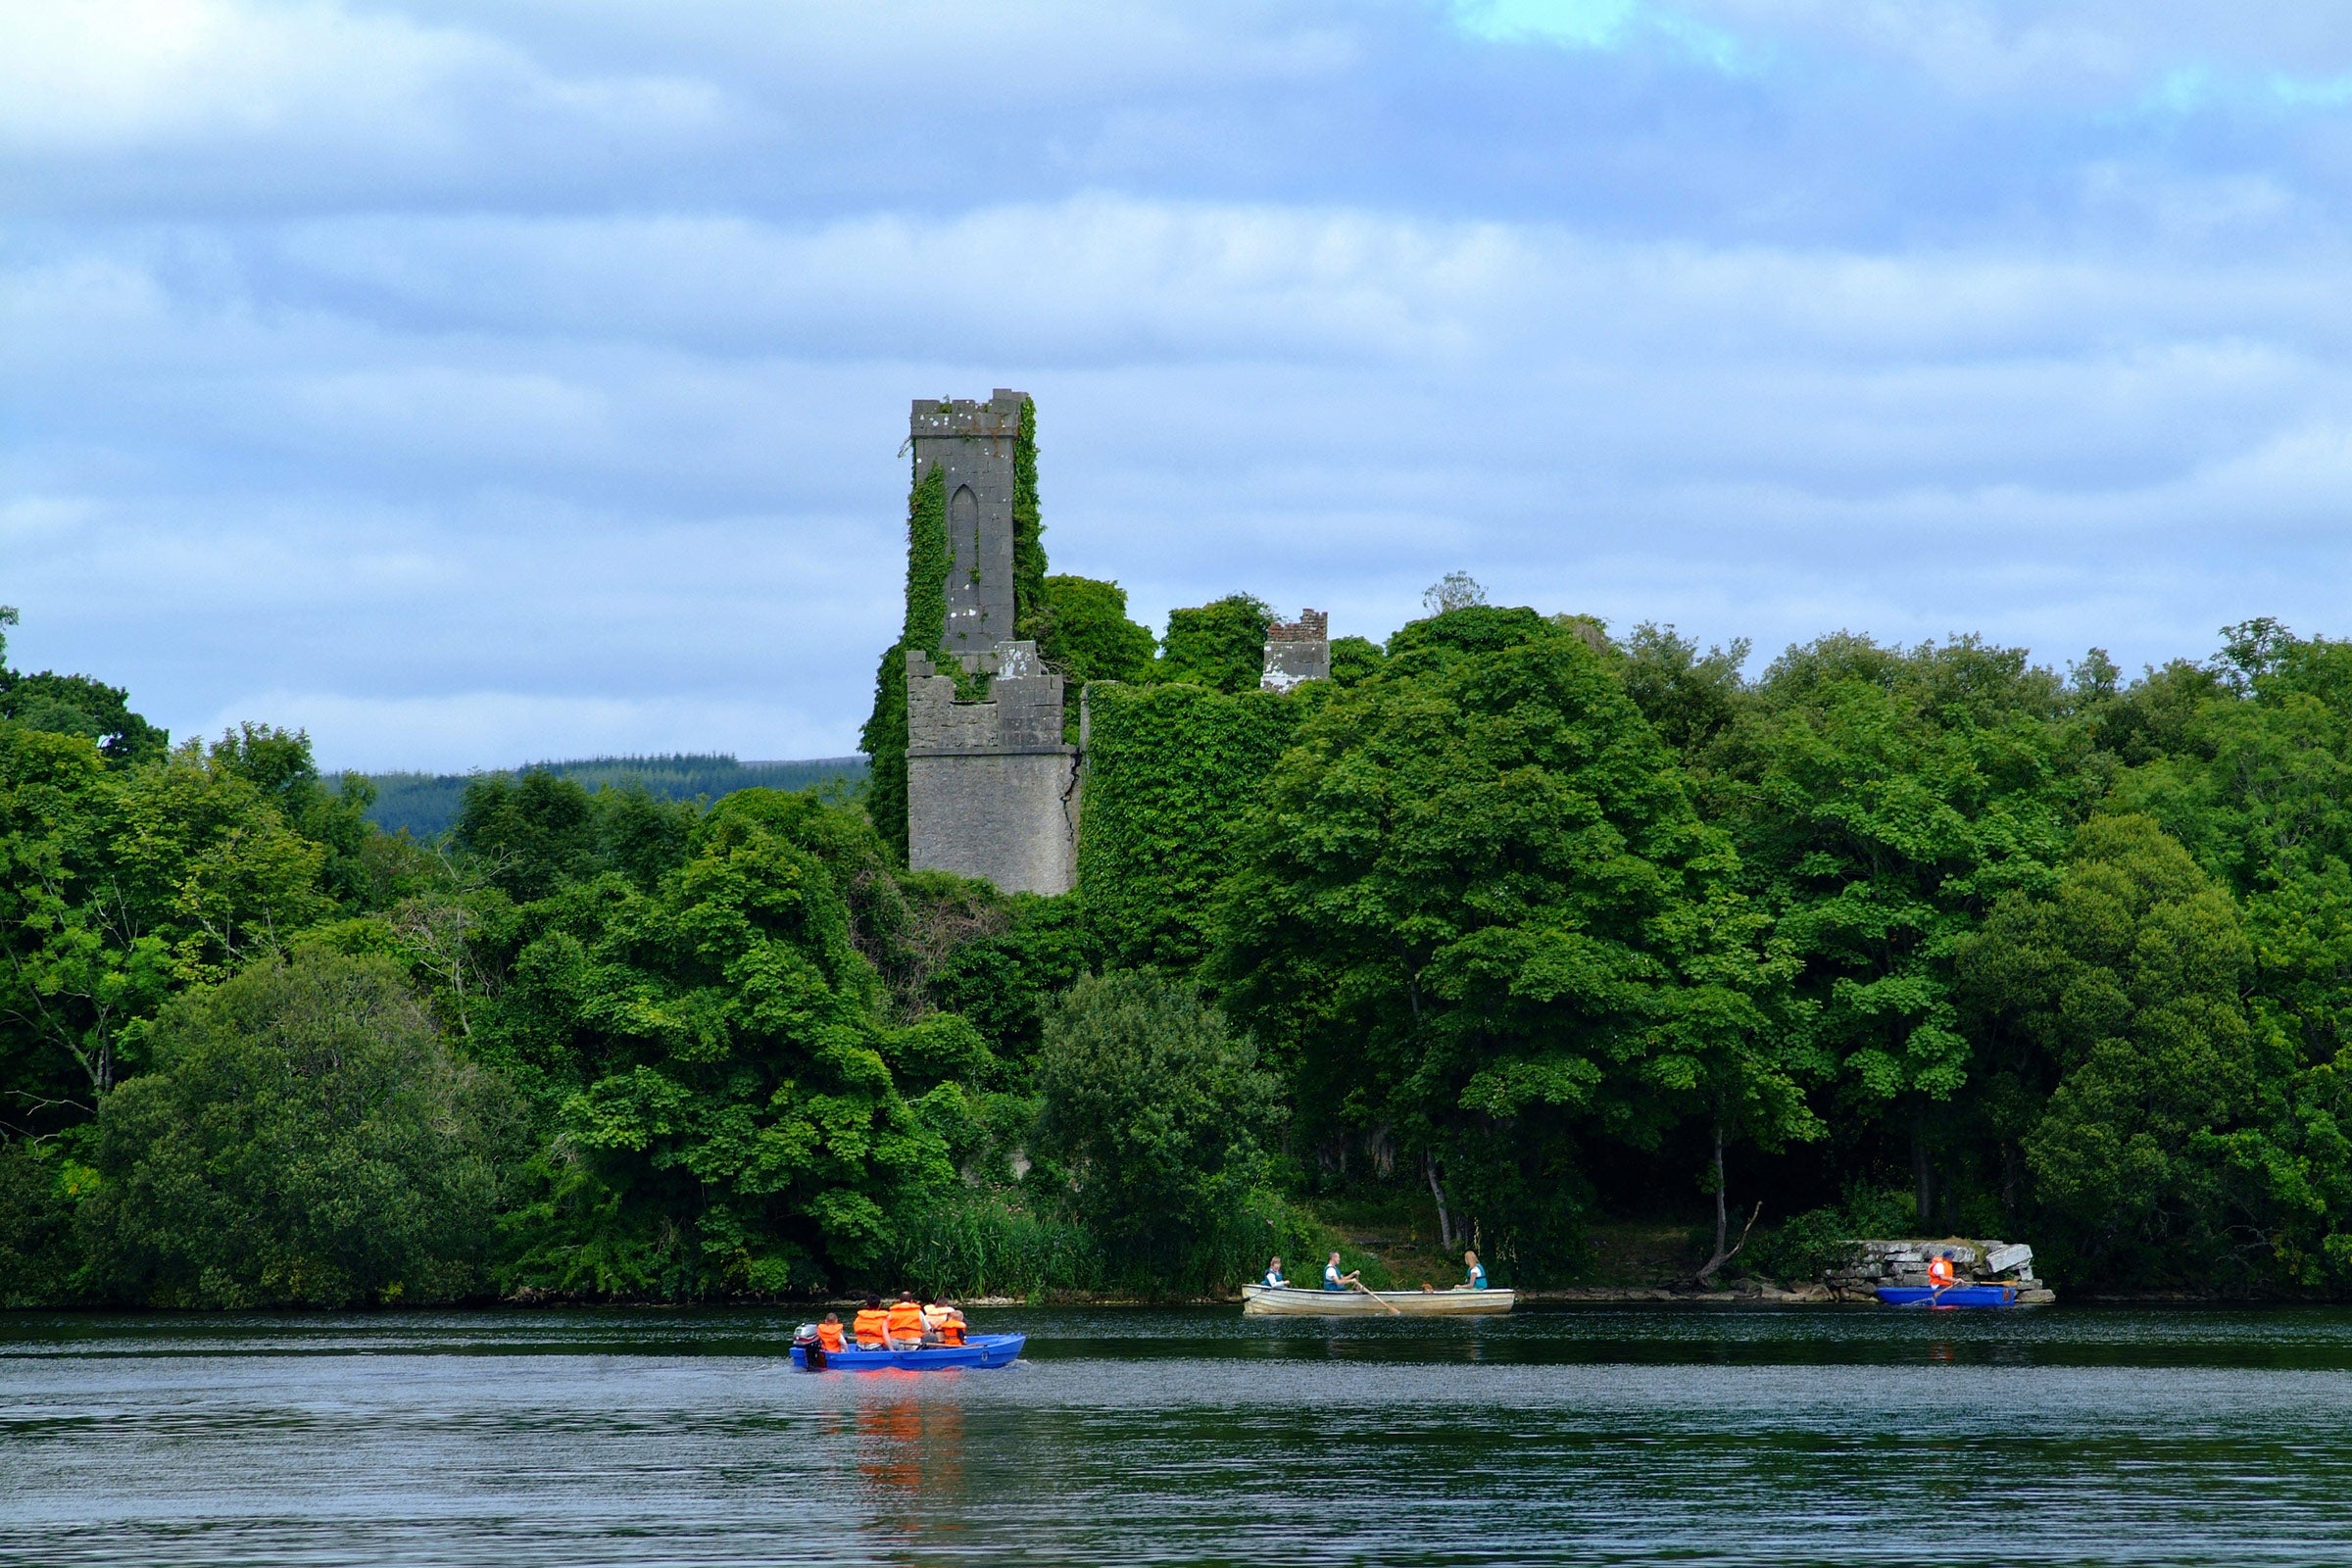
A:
[793,1323,825,1369]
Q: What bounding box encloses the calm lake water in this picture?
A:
[7,1303,2352,1565]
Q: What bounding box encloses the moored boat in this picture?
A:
[1241,1284,1514,1316]
[1874,1284,2021,1309]
[791,1332,1026,1370]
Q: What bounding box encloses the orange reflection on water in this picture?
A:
[838,1369,967,1552]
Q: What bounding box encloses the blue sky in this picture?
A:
[8,1,2352,770]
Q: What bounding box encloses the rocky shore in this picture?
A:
[1527,1236,2057,1305]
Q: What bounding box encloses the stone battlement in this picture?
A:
[1266,610,1328,643]
[906,643,1070,755]
[909,390,1026,440]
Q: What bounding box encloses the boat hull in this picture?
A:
[790,1332,1026,1370]
[1242,1284,1514,1316]
[1875,1285,2020,1309]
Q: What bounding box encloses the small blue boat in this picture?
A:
[790,1333,1026,1371]
[1876,1284,2019,1309]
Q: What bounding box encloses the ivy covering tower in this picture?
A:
[860,392,1079,891]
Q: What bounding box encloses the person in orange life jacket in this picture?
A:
[925,1300,967,1347]
[885,1293,928,1349]
[1927,1253,1957,1289]
[816,1313,848,1353]
[852,1298,891,1348]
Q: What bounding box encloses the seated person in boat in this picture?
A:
[1463,1250,1488,1290]
[1323,1251,1361,1292]
[924,1299,967,1346]
[853,1298,891,1348]
[1928,1252,1957,1289]
[886,1293,929,1349]
[1262,1256,1287,1287]
[816,1313,848,1353]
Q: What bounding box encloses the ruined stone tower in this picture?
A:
[909,390,1024,657]
[904,392,1079,895]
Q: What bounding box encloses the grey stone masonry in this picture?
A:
[906,640,1078,896]
[1817,1237,2053,1303]
[1262,609,1331,692]
[910,390,1025,658]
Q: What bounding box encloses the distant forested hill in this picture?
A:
[359,754,868,839]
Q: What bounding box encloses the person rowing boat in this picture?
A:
[1323,1251,1361,1292]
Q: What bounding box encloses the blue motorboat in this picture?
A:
[1875,1284,2019,1309]
[790,1333,1026,1370]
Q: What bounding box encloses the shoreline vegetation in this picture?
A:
[12,591,2352,1311]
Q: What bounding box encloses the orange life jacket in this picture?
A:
[817,1321,846,1352]
[931,1309,966,1346]
[852,1308,890,1347]
[1927,1256,1956,1287]
[885,1300,926,1340]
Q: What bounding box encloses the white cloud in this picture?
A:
[1684,1,2352,103]
[16,2,2352,765]
[0,0,719,154]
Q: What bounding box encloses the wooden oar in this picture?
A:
[1350,1277,1402,1316]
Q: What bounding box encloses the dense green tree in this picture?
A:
[1329,634,1387,686]
[455,770,700,902]
[1031,970,1284,1281]
[2051,626,2352,1288]
[1960,815,2297,1283]
[1034,575,1155,687]
[2103,627,2352,1069]
[0,732,331,1125]
[0,608,168,764]
[1157,594,1273,693]
[486,789,969,1296]
[1616,621,1751,758]
[76,950,508,1307]
[1215,607,1807,1277]
[1696,633,2078,1220]
[208,723,380,907]
[0,1139,81,1305]
[925,892,1104,1062]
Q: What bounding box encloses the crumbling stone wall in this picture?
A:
[906,638,1078,896]
[1261,609,1330,692]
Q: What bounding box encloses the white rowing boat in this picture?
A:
[1241,1284,1515,1316]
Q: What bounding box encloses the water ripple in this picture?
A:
[5,1307,2351,1564]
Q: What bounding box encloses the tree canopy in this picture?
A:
[26,582,2352,1302]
